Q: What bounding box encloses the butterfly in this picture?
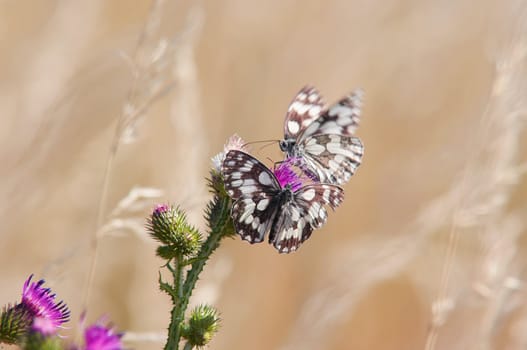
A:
[279,86,365,185]
[222,150,344,253]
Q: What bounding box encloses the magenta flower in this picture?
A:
[21,275,70,335]
[84,321,123,350]
[273,159,306,191]
[32,316,59,336]
[152,203,169,216]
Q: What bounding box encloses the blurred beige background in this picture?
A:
[1,0,527,349]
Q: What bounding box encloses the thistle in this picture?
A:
[20,275,70,335]
[147,174,237,348]
[0,304,32,344]
[0,276,70,350]
[273,157,309,191]
[147,204,202,260]
[83,320,124,350]
[181,305,220,348]
[142,134,257,349]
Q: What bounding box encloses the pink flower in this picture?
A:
[152,203,169,216]
[84,321,123,350]
[32,316,59,336]
[21,275,70,335]
[273,158,307,191]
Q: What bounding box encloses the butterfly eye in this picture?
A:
[279,140,288,152]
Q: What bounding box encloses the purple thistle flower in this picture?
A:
[84,321,123,350]
[152,203,169,216]
[273,159,306,192]
[32,316,58,336]
[21,275,70,335]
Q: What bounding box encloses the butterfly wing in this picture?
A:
[300,89,363,140]
[269,184,344,253]
[283,86,326,140]
[222,150,281,243]
[230,195,278,243]
[268,204,311,254]
[299,134,364,184]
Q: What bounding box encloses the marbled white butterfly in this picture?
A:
[279,86,365,185]
[222,150,343,253]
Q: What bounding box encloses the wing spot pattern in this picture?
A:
[308,105,322,118]
[231,179,243,187]
[241,185,258,194]
[258,171,273,186]
[302,189,316,201]
[256,198,269,211]
[323,189,330,202]
[244,214,254,225]
[287,120,300,134]
[231,171,242,179]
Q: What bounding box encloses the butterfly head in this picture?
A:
[279,139,296,153]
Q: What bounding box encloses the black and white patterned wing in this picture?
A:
[301,89,363,140]
[268,204,311,254]
[300,134,364,184]
[284,86,326,140]
[222,150,280,244]
[269,184,344,253]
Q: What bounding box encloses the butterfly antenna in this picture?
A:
[272,159,285,171]
[267,158,291,172]
[242,139,280,149]
[264,157,279,169]
[258,140,281,152]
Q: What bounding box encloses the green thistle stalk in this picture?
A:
[147,170,233,350]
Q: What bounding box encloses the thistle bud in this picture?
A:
[146,204,202,259]
[181,305,220,347]
[0,304,32,344]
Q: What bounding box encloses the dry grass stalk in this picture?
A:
[83,0,184,309]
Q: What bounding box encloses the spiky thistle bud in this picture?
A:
[181,305,220,348]
[146,204,202,259]
[0,304,32,344]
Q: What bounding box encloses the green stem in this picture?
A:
[164,258,184,350]
[181,195,231,313]
[182,342,193,350]
[163,193,232,349]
